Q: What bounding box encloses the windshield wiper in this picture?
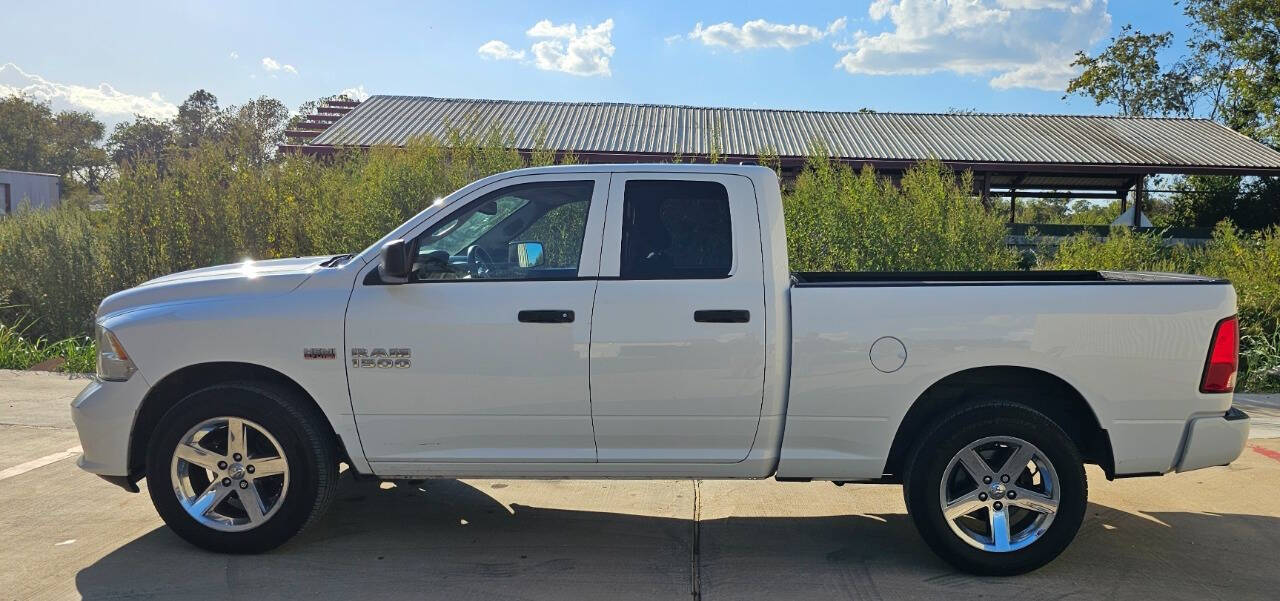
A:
[319,254,354,267]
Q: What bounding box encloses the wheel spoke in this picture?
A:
[997,443,1036,480]
[1009,487,1059,515]
[190,481,234,517]
[989,507,1012,551]
[958,448,995,482]
[239,483,267,523]
[251,457,286,477]
[226,417,248,459]
[175,443,223,471]
[943,490,986,520]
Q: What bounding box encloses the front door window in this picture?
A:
[411,181,593,281]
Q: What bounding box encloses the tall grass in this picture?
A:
[0,316,95,372]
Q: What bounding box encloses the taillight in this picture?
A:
[1200,316,1238,393]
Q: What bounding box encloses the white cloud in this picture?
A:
[688,17,847,51]
[835,0,1111,91]
[478,18,615,77]
[337,85,370,102]
[529,18,615,77]
[229,51,239,60]
[0,62,177,119]
[260,56,298,75]
[477,40,526,61]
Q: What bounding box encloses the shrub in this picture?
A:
[0,132,541,341]
[1044,227,1172,271]
[0,204,109,338]
[784,156,1018,272]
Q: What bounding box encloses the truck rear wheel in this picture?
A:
[145,381,338,553]
[903,401,1087,575]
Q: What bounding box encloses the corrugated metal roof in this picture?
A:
[308,96,1280,172]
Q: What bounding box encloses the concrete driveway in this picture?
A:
[3,370,1280,600]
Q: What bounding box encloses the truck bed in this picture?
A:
[791,270,1228,287]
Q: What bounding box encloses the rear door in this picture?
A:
[589,173,767,463]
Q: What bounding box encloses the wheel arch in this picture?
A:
[128,362,352,478]
[883,366,1114,482]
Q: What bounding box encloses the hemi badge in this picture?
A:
[304,348,337,360]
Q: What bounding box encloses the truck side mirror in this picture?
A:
[379,239,411,284]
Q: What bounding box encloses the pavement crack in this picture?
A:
[691,479,701,601]
[0,422,66,430]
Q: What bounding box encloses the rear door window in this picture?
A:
[619,180,732,279]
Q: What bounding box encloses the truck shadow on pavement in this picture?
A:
[75,476,1280,600]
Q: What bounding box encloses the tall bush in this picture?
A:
[0,132,541,341]
[783,156,1018,272]
[0,206,108,337]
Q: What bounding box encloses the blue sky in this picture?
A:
[1,1,1190,129]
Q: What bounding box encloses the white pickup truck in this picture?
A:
[73,164,1250,574]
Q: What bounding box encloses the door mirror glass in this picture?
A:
[379,239,411,284]
[509,240,545,268]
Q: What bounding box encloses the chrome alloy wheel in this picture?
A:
[169,416,290,532]
[938,435,1061,553]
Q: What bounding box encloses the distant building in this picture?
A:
[0,169,60,215]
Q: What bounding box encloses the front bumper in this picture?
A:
[1175,407,1250,472]
[70,374,150,478]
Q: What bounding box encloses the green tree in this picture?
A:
[0,95,54,172]
[106,116,175,169]
[1067,3,1280,229]
[1065,25,1195,117]
[49,111,109,191]
[174,90,221,148]
[219,96,290,167]
[1183,0,1280,144]
[0,95,108,190]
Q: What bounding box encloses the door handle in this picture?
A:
[694,309,750,323]
[518,310,575,323]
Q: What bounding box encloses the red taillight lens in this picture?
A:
[1200,316,1238,393]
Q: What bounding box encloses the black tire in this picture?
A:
[145,381,339,553]
[903,401,1087,575]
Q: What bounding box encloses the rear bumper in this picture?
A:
[1175,407,1250,473]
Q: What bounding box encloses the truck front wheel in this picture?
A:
[903,401,1087,575]
[145,381,339,553]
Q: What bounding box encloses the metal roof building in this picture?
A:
[281,95,1280,224]
[0,169,60,215]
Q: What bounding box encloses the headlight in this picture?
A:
[95,324,137,382]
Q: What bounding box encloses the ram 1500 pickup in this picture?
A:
[72,164,1250,574]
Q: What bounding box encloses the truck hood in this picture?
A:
[98,256,329,318]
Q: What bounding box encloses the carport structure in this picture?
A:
[281,96,1280,225]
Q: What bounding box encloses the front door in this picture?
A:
[589,174,767,463]
[347,174,608,466]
